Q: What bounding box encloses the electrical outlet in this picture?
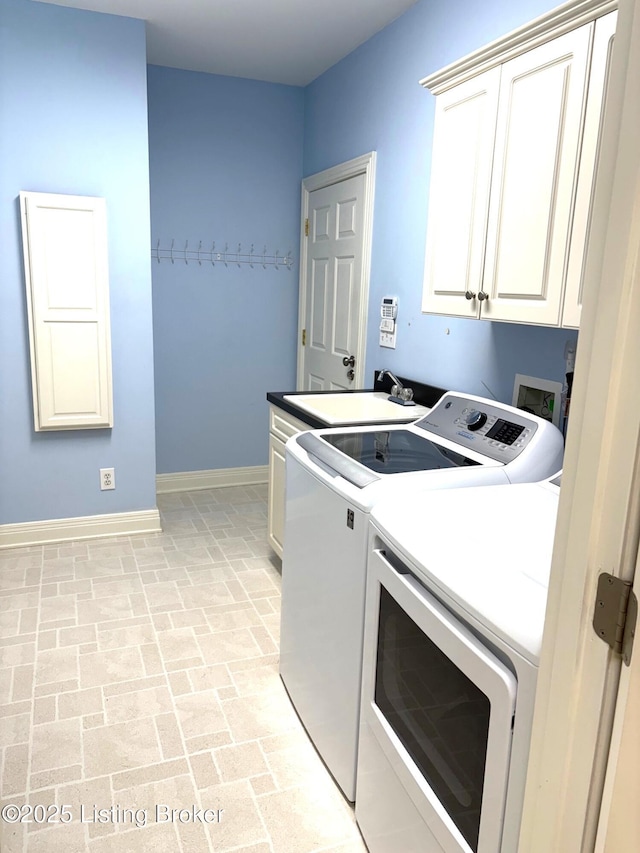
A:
[100,468,115,490]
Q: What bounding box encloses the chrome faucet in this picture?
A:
[377,369,414,402]
[377,369,403,391]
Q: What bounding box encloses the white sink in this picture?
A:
[283,392,429,425]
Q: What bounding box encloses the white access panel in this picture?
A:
[20,191,113,430]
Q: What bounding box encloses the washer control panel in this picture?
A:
[414,393,541,463]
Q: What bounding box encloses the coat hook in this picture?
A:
[150,238,294,270]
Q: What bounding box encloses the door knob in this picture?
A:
[464,291,476,300]
[347,369,355,381]
[343,355,356,367]
[477,291,489,302]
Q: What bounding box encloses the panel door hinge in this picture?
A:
[593,572,637,665]
[304,218,309,237]
[301,328,306,346]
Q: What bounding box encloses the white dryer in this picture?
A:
[356,474,562,853]
[279,392,563,802]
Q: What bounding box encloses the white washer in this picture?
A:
[356,474,561,853]
[279,392,563,802]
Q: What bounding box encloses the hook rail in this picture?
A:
[151,240,294,270]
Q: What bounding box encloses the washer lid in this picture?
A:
[319,428,481,475]
[370,479,561,662]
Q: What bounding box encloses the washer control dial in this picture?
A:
[465,410,488,431]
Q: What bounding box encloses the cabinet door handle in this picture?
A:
[477,291,489,301]
[465,290,476,300]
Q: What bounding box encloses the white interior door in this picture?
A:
[596,567,640,853]
[517,0,640,849]
[297,154,376,391]
[304,174,365,391]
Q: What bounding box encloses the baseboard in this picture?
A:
[0,508,162,550]
[156,465,269,494]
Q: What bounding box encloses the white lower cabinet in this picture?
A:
[421,4,617,328]
[267,405,309,558]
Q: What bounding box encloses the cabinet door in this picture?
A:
[562,11,617,329]
[267,434,287,558]
[20,192,113,430]
[422,68,501,318]
[267,405,308,558]
[481,26,592,325]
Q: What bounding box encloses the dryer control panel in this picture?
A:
[413,392,547,465]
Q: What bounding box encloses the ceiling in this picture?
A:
[35,0,420,86]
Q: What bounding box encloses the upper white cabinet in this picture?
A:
[562,10,617,327]
[421,2,617,328]
[421,68,501,318]
[20,192,113,431]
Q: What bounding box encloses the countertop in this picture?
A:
[267,373,447,429]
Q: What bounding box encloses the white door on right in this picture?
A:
[302,173,366,392]
[596,564,640,853]
[481,26,591,325]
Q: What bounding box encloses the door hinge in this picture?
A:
[301,328,306,346]
[304,218,309,237]
[593,572,637,665]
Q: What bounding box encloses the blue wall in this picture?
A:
[147,67,304,474]
[0,0,156,524]
[304,0,579,404]
[1,0,582,515]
